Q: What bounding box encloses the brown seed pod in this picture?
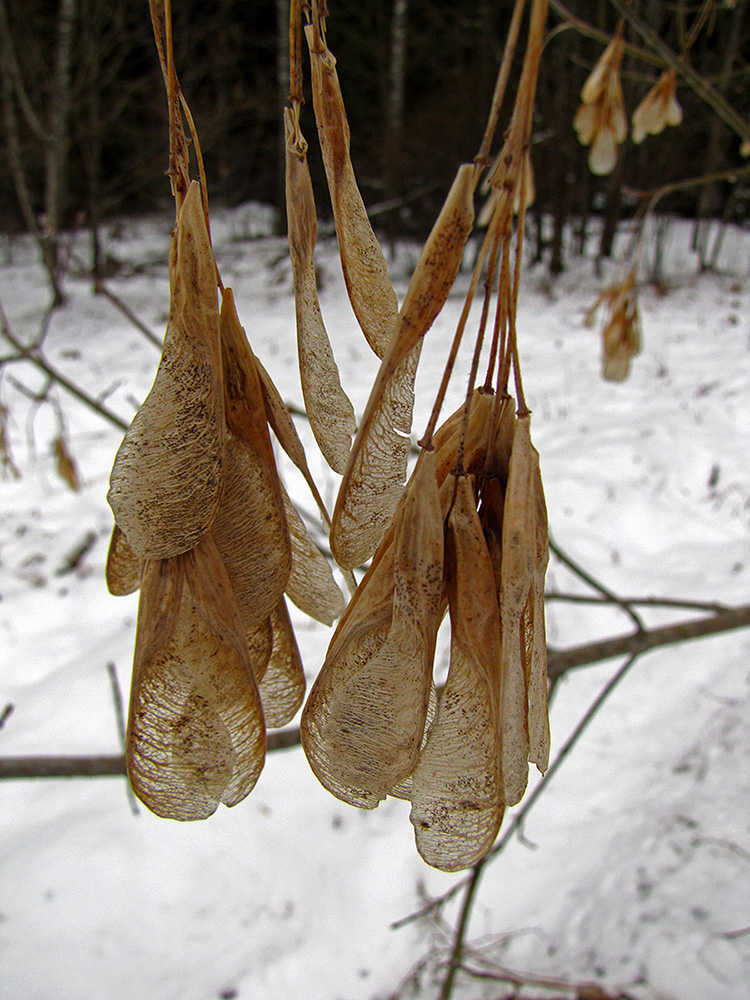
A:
[281,483,345,627]
[499,412,550,803]
[331,164,476,569]
[410,474,504,872]
[258,597,306,729]
[285,108,356,474]
[305,26,398,359]
[301,449,444,807]
[108,181,224,560]
[211,434,291,635]
[127,534,266,820]
[105,524,143,596]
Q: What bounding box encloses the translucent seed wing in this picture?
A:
[108,182,223,559]
[410,476,504,872]
[281,483,346,626]
[285,109,356,474]
[211,435,291,634]
[305,27,398,359]
[106,524,143,596]
[253,353,332,526]
[331,165,475,568]
[258,597,306,729]
[127,537,266,820]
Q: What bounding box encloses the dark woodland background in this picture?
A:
[1,0,748,273]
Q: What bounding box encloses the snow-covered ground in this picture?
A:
[0,206,748,1000]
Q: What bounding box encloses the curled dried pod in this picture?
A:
[305,26,398,359]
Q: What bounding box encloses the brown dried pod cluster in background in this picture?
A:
[573,23,627,176]
[585,271,641,381]
[107,182,344,819]
[302,390,550,871]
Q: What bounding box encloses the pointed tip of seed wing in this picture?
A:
[106,524,143,595]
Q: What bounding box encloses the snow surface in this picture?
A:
[0,207,749,1000]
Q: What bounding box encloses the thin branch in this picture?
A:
[550,537,645,632]
[93,282,163,349]
[0,305,128,432]
[547,601,750,681]
[3,603,749,782]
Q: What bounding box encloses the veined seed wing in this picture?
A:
[108,182,224,559]
[105,524,143,596]
[285,108,356,474]
[331,165,476,569]
[281,483,345,626]
[410,475,504,872]
[211,435,291,634]
[258,598,306,729]
[305,25,398,359]
[127,535,266,820]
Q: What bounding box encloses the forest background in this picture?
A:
[1,0,749,278]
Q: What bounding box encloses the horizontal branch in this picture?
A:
[546,602,750,681]
[1,603,748,781]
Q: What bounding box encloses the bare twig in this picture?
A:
[3,603,747,790]
[550,537,645,632]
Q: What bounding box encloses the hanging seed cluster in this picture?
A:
[302,391,549,871]
[107,182,344,819]
[106,0,552,871]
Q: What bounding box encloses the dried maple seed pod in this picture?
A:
[331,164,476,569]
[127,534,266,821]
[211,434,291,634]
[105,524,143,596]
[305,25,398,359]
[302,450,444,806]
[257,597,306,729]
[499,412,550,802]
[284,108,356,473]
[108,181,224,560]
[410,475,504,872]
[281,483,345,627]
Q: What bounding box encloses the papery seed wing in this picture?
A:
[301,603,394,808]
[106,524,143,595]
[253,353,331,526]
[331,165,475,568]
[212,434,291,633]
[281,483,345,626]
[500,414,549,800]
[386,164,475,370]
[285,109,356,474]
[108,182,223,559]
[410,476,504,872]
[219,288,279,471]
[258,597,306,729]
[305,27,398,359]
[330,341,420,569]
[127,539,266,820]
